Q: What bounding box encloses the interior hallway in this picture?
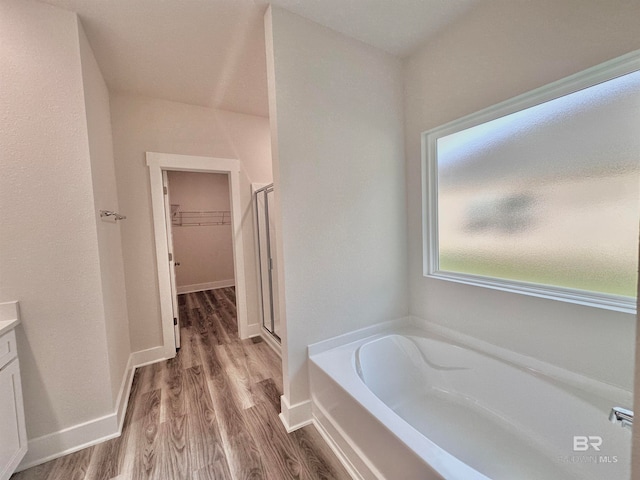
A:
[11,289,349,480]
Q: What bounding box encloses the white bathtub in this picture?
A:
[309,326,631,479]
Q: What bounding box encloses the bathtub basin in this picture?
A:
[309,327,631,479]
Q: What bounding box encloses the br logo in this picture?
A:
[573,436,603,452]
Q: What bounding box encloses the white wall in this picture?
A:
[265,6,408,417]
[78,23,132,407]
[634,277,640,479]
[167,171,235,289]
[109,93,272,350]
[0,0,114,441]
[404,0,640,393]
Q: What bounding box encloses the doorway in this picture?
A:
[167,171,235,293]
[166,170,236,348]
[146,152,249,358]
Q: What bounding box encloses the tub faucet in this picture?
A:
[609,407,633,429]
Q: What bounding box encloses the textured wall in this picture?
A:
[78,22,131,406]
[265,6,409,407]
[0,0,113,439]
[404,0,640,392]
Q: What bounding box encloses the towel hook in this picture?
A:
[100,210,127,221]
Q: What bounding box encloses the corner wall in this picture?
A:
[264,6,408,426]
[78,22,132,408]
[404,0,640,393]
[0,0,116,464]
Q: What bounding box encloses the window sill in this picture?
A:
[426,271,636,314]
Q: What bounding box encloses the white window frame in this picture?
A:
[422,50,640,314]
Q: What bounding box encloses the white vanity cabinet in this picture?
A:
[0,303,27,480]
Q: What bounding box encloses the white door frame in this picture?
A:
[146,152,249,358]
[161,170,181,349]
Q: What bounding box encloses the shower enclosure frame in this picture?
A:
[254,183,281,343]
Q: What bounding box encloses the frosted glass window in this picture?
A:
[424,55,640,311]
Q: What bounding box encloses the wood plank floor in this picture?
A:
[12,288,350,480]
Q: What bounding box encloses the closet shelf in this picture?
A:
[172,209,231,227]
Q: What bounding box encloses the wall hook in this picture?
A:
[100,210,127,221]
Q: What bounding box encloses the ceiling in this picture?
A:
[40,0,480,117]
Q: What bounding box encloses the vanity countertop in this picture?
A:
[0,301,20,336]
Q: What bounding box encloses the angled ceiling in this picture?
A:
[271,0,480,57]
[39,0,480,117]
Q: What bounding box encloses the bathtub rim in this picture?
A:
[308,315,632,408]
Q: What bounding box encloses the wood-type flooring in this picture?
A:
[12,288,350,480]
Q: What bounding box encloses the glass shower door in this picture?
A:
[255,184,280,342]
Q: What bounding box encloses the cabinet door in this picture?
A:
[0,359,27,480]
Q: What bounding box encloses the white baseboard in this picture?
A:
[130,345,167,368]
[177,280,234,294]
[16,346,168,472]
[246,323,261,338]
[278,395,312,433]
[17,413,119,471]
